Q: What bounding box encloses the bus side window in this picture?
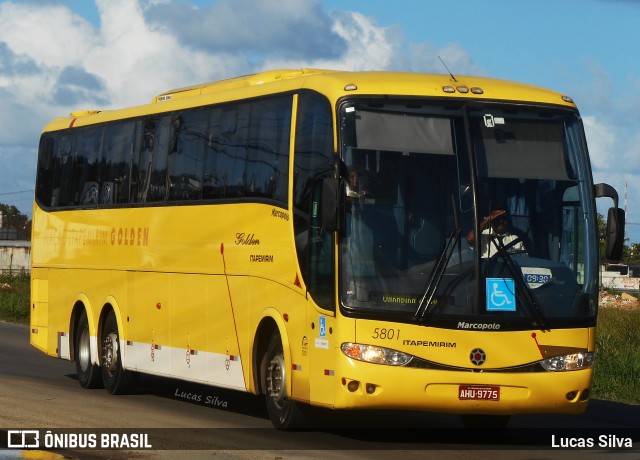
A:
[245,96,291,203]
[224,105,249,198]
[101,122,135,204]
[72,126,103,206]
[293,91,335,310]
[135,118,170,203]
[135,120,155,203]
[168,111,207,201]
[149,117,171,202]
[36,135,56,208]
[203,107,222,199]
[207,105,248,199]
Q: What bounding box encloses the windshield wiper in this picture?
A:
[413,226,460,321]
[491,239,549,331]
[414,196,462,322]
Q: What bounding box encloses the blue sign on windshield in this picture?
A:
[486,278,516,311]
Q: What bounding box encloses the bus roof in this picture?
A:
[47,69,577,132]
[152,68,334,102]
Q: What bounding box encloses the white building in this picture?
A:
[600,264,640,291]
[0,240,30,274]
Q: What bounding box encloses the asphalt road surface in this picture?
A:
[0,321,638,459]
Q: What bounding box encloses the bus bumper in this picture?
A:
[332,357,592,415]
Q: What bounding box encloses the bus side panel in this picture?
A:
[172,273,244,390]
[122,271,246,391]
[169,273,208,380]
[32,268,91,360]
[51,269,82,357]
[124,272,172,376]
[30,268,49,354]
[308,309,336,407]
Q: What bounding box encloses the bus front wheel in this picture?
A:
[264,331,307,430]
[75,310,102,389]
[101,310,135,394]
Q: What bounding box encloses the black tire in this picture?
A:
[101,310,135,394]
[263,331,308,430]
[75,310,102,389]
[460,414,511,430]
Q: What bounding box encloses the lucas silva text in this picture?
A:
[551,434,633,449]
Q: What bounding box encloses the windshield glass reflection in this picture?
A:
[338,101,597,328]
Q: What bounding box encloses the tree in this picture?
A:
[597,213,606,260]
[625,243,640,265]
[0,204,31,240]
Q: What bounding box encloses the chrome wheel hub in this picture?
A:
[267,353,287,408]
[102,332,119,373]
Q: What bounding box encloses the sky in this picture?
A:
[1,0,639,242]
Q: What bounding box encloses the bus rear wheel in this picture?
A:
[101,310,135,394]
[263,331,308,430]
[75,310,102,389]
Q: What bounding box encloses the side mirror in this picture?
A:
[322,178,340,231]
[594,183,625,261]
[594,183,619,208]
[606,207,625,261]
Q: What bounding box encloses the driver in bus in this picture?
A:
[346,168,367,199]
[466,208,525,258]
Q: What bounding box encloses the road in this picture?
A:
[0,321,638,459]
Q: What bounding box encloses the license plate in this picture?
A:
[458,385,500,401]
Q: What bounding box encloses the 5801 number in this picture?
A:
[371,328,400,340]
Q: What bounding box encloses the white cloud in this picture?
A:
[570,57,640,240]
[585,115,640,239]
[83,0,223,107]
[0,2,97,68]
[7,0,603,226]
[260,11,396,71]
[262,10,481,75]
[145,0,344,60]
[583,115,617,171]
[330,11,397,70]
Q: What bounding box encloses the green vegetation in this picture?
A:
[0,272,638,404]
[0,203,31,240]
[593,305,640,404]
[0,272,30,324]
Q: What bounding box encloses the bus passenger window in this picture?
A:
[168,111,207,201]
[102,122,135,204]
[136,118,170,203]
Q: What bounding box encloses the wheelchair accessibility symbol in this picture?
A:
[486,278,516,311]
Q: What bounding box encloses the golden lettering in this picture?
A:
[110,227,150,246]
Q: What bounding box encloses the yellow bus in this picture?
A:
[31,69,625,429]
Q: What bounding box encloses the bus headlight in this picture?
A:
[341,342,413,366]
[540,352,594,371]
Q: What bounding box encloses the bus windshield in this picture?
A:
[339,100,597,330]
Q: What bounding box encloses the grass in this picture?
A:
[0,271,30,324]
[592,305,640,404]
[1,274,638,404]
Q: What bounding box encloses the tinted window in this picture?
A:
[102,122,135,204]
[293,91,335,309]
[245,98,291,202]
[36,94,293,209]
[168,111,208,201]
[207,105,249,199]
[73,126,103,205]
